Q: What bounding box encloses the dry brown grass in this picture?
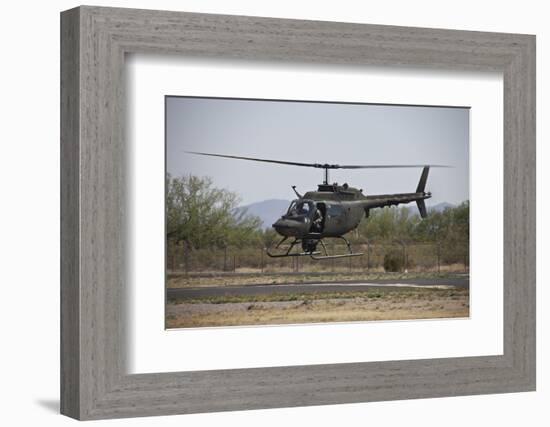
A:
[166,289,469,328]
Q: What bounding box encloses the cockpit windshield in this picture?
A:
[287,200,314,217]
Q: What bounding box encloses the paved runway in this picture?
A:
[167,276,469,300]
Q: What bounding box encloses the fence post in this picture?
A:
[403,242,406,272]
[223,246,227,272]
[367,241,370,271]
[437,241,441,274]
[404,242,408,272]
[233,254,236,272]
[260,248,264,273]
[184,245,189,274]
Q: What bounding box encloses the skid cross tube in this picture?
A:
[266,235,363,260]
[266,237,321,258]
[310,236,364,260]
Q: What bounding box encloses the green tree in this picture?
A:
[166,174,262,250]
[358,206,419,242]
[356,202,469,266]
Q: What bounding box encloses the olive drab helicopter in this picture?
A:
[186,151,449,260]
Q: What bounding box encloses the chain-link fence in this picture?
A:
[167,240,469,274]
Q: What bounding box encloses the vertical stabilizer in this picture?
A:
[416,199,428,218]
[416,166,430,193]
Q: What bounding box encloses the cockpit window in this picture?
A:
[287,200,314,216]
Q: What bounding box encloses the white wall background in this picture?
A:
[0,1,546,425]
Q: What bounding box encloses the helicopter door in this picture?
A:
[324,202,347,234]
[310,202,326,233]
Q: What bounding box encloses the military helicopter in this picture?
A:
[186,151,448,260]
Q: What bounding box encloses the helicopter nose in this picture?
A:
[272,217,309,237]
[272,219,297,236]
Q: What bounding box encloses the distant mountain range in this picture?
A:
[238,199,458,229]
[427,202,456,212]
[406,201,456,216]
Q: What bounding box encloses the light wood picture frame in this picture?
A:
[60,5,535,420]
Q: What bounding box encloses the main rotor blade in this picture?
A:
[185,151,450,169]
[185,151,320,168]
[337,164,451,169]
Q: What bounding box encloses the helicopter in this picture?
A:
[186,151,449,260]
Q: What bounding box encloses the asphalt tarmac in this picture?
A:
[167,276,469,300]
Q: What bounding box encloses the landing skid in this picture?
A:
[265,237,321,258]
[266,236,363,260]
[311,236,364,260]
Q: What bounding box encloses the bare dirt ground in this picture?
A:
[166,288,469,328]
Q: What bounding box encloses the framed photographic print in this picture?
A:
[164,96,471,330]
[61,6,535,420]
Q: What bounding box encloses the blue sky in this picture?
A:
[166,96,469,206]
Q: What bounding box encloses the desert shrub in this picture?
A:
[404,257,415,271]
[383,249,404,272]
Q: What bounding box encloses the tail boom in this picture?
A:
[363,166,432,218]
